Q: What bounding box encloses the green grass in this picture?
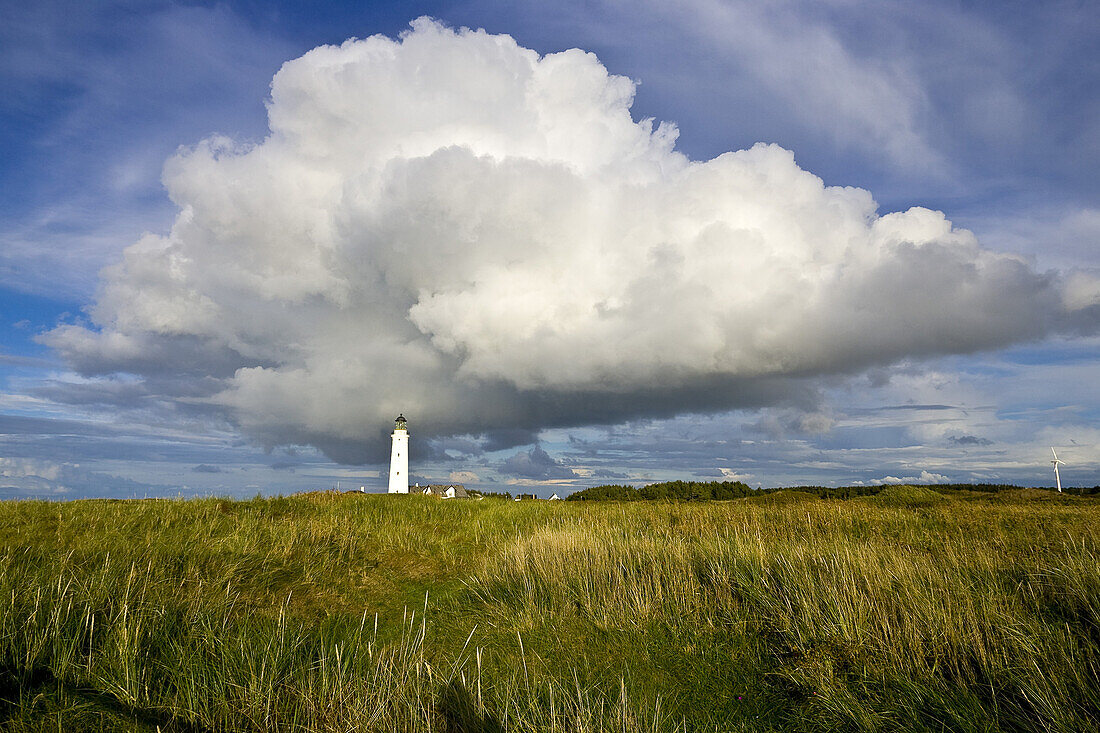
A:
[1,490,1098,731]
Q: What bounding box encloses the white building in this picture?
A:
[387,414,409,494]
[418,484,469,499]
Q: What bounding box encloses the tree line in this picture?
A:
[567,480,754,501]
[567,481,1100,501]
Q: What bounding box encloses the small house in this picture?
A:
[419,484,469,499]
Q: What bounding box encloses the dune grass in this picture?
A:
[0,491,1097,731]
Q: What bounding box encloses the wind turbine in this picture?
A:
[1050,447,1066,492]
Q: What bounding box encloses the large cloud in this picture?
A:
[44,18,1097,462]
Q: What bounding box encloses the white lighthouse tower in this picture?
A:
[387,414,409,494]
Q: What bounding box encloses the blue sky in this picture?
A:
[2,0,1098,498]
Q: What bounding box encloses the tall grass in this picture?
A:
[0,495,665,731]
[467,500,1100,730]
[0,492,1097,731]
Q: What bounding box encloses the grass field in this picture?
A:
[1,488,1098,731]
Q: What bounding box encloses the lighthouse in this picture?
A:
[387,414,409,494]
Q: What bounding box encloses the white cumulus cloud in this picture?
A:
[872,471,951,486]
[43,18,1097,463]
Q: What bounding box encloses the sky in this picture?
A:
[1,0,1098,499]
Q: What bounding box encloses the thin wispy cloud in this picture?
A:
[0,2,294,297]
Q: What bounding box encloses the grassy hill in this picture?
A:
[1,491,1098,731]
